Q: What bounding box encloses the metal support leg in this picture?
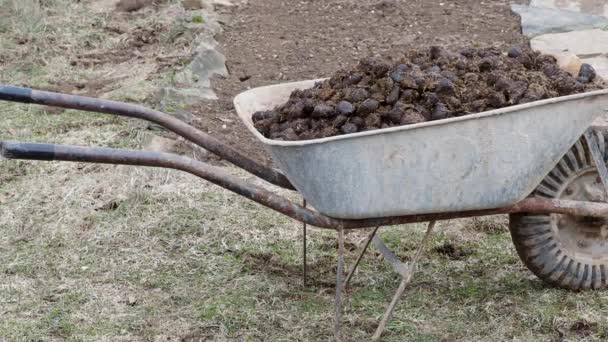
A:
[371,221,437,341]
[584,128,608,198]
[334,226,345,342]
[344,226,380,289]
[302,199,308,287]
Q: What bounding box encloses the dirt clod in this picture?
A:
[507,47,522,58]
[116,0,155,12]
[434,242,470,260]
[253,46,607,141]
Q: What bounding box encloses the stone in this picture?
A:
[116,0,153,12]
[581,55,608,80]
[127,295,138,306]
[143,134,179,153]
[157,87,217,106]
[159,26,228,108]
[530,0,608,18]
[182,0,204,10]
[511,4,608,37]
[531,29,608,57]
[143,133,211,160]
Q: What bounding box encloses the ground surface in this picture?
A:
[197,0,528,163]
[2,0,608,341]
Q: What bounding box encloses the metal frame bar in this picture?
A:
[372,221,436,340]
[584,128,608,197]
[334,227,345,341]
[302,199,308,287]
[3,140,608,230]
[372,235,409,276]
[344,226,380,288]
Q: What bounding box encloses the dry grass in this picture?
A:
[2,1,608,341]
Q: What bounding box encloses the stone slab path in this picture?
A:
[512,0,608,79]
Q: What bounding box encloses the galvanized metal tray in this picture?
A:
[234,80,608,219]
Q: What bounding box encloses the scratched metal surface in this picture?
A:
[234,80,608,219]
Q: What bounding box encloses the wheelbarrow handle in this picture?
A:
[4,139,608,229]
[0,84,295,190]
[0,139,329,226]
[0,85,33,104]
[0,140,55,161]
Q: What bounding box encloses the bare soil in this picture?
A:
[252,47,606,140]
[192,0,529,162]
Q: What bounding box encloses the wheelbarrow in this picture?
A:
[2,82,608,340]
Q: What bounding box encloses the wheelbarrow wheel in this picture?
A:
[510,134,608,290]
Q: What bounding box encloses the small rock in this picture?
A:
[400,89,418,103]
[470,99,487,112]
[542,64,561,78]
[446,96,462,110]
[390,70,405,83]
[285,103,304,120]
[333,115,348,127]
[400,109,426,125]
[116,0,153,12]
[435,78,455,95]
[439,71,457,82]
[302,98,315,114]
[350,116,364,127]
[358,99,380,115]
[144,134,178,153]
[507,47,522,58]
[280,128,299,140]
[579,63,596,81]
[459,47,476,58]
[341,122,358,134]
[431,103,449,120]
[292,119,311,134]
[364,113,382,127]
[478,57,495,72]
[348,88,369,102]
[463,72,480,84]
[487,91,506,107]
[399,76,418,89]
[423,92,439,106]
[388,108,403,124]
[127,295,137,306]
[337,101,355,115]
[182,0,204,10]
[312,104,336,118]
[427,65,441,73]
[523,83,547,102]
[386,86,400,104]
[396,64,409,71]
[376,77,394,91]
[506,80,528,103]
[430,46,444,60]
[345,74,363,85]
[252,111,275,122]
[518,53,534,69]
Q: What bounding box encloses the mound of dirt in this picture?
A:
[252,46,607,141]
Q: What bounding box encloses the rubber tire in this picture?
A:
[509,134,608,290]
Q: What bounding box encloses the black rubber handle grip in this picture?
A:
[0,85,33,104]
[0,141,55,160]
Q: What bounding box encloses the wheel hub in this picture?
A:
[553,168,608,262]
